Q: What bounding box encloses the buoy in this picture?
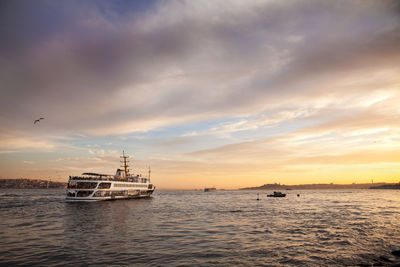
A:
[297,194,300,197]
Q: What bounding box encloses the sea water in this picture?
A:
[0,189,399,266]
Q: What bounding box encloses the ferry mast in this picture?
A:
[148,166,151,182]
[120,150,130,178]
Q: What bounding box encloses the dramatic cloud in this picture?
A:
[0,0,399,187]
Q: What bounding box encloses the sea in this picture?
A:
[0,189,400,266]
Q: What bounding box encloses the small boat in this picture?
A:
[204,187,216,192]
[267,191,286,197]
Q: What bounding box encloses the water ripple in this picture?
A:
[0,189,400,266]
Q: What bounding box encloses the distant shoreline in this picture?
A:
[0,179,66,189]
[240,182,400,190]
[1,178,399,190]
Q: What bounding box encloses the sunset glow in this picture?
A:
[0,0,399,189]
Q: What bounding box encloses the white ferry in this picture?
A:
[66,152,155,202]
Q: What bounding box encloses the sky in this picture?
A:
[0,0,399,189]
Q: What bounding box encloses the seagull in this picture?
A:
[34,118,45,124]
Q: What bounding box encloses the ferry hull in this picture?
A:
[66,190,154,202]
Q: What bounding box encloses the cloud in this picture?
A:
[1,0,399,138]
[183,108,315,137]
[1,0,400,186]
[0,136,55,151]
[288,150,400,166]
[183,94,400,166]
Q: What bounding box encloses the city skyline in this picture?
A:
[0,0,399,189]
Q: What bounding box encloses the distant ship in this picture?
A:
[267,191,286,197]
[204,187,216,192]
[66,151,155,201]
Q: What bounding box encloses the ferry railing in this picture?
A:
[68,176,148,182]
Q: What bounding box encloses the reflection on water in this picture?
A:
[0,189,400,266]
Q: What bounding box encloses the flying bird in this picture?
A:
[34,118,45,124]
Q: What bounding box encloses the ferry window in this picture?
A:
[67,191,76,197]
[111,191,126,196]
[77,182,98,189]
[67,182,77,189]
[94,191,110,197]
[98,182,111,189]
[77,191,93,197]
